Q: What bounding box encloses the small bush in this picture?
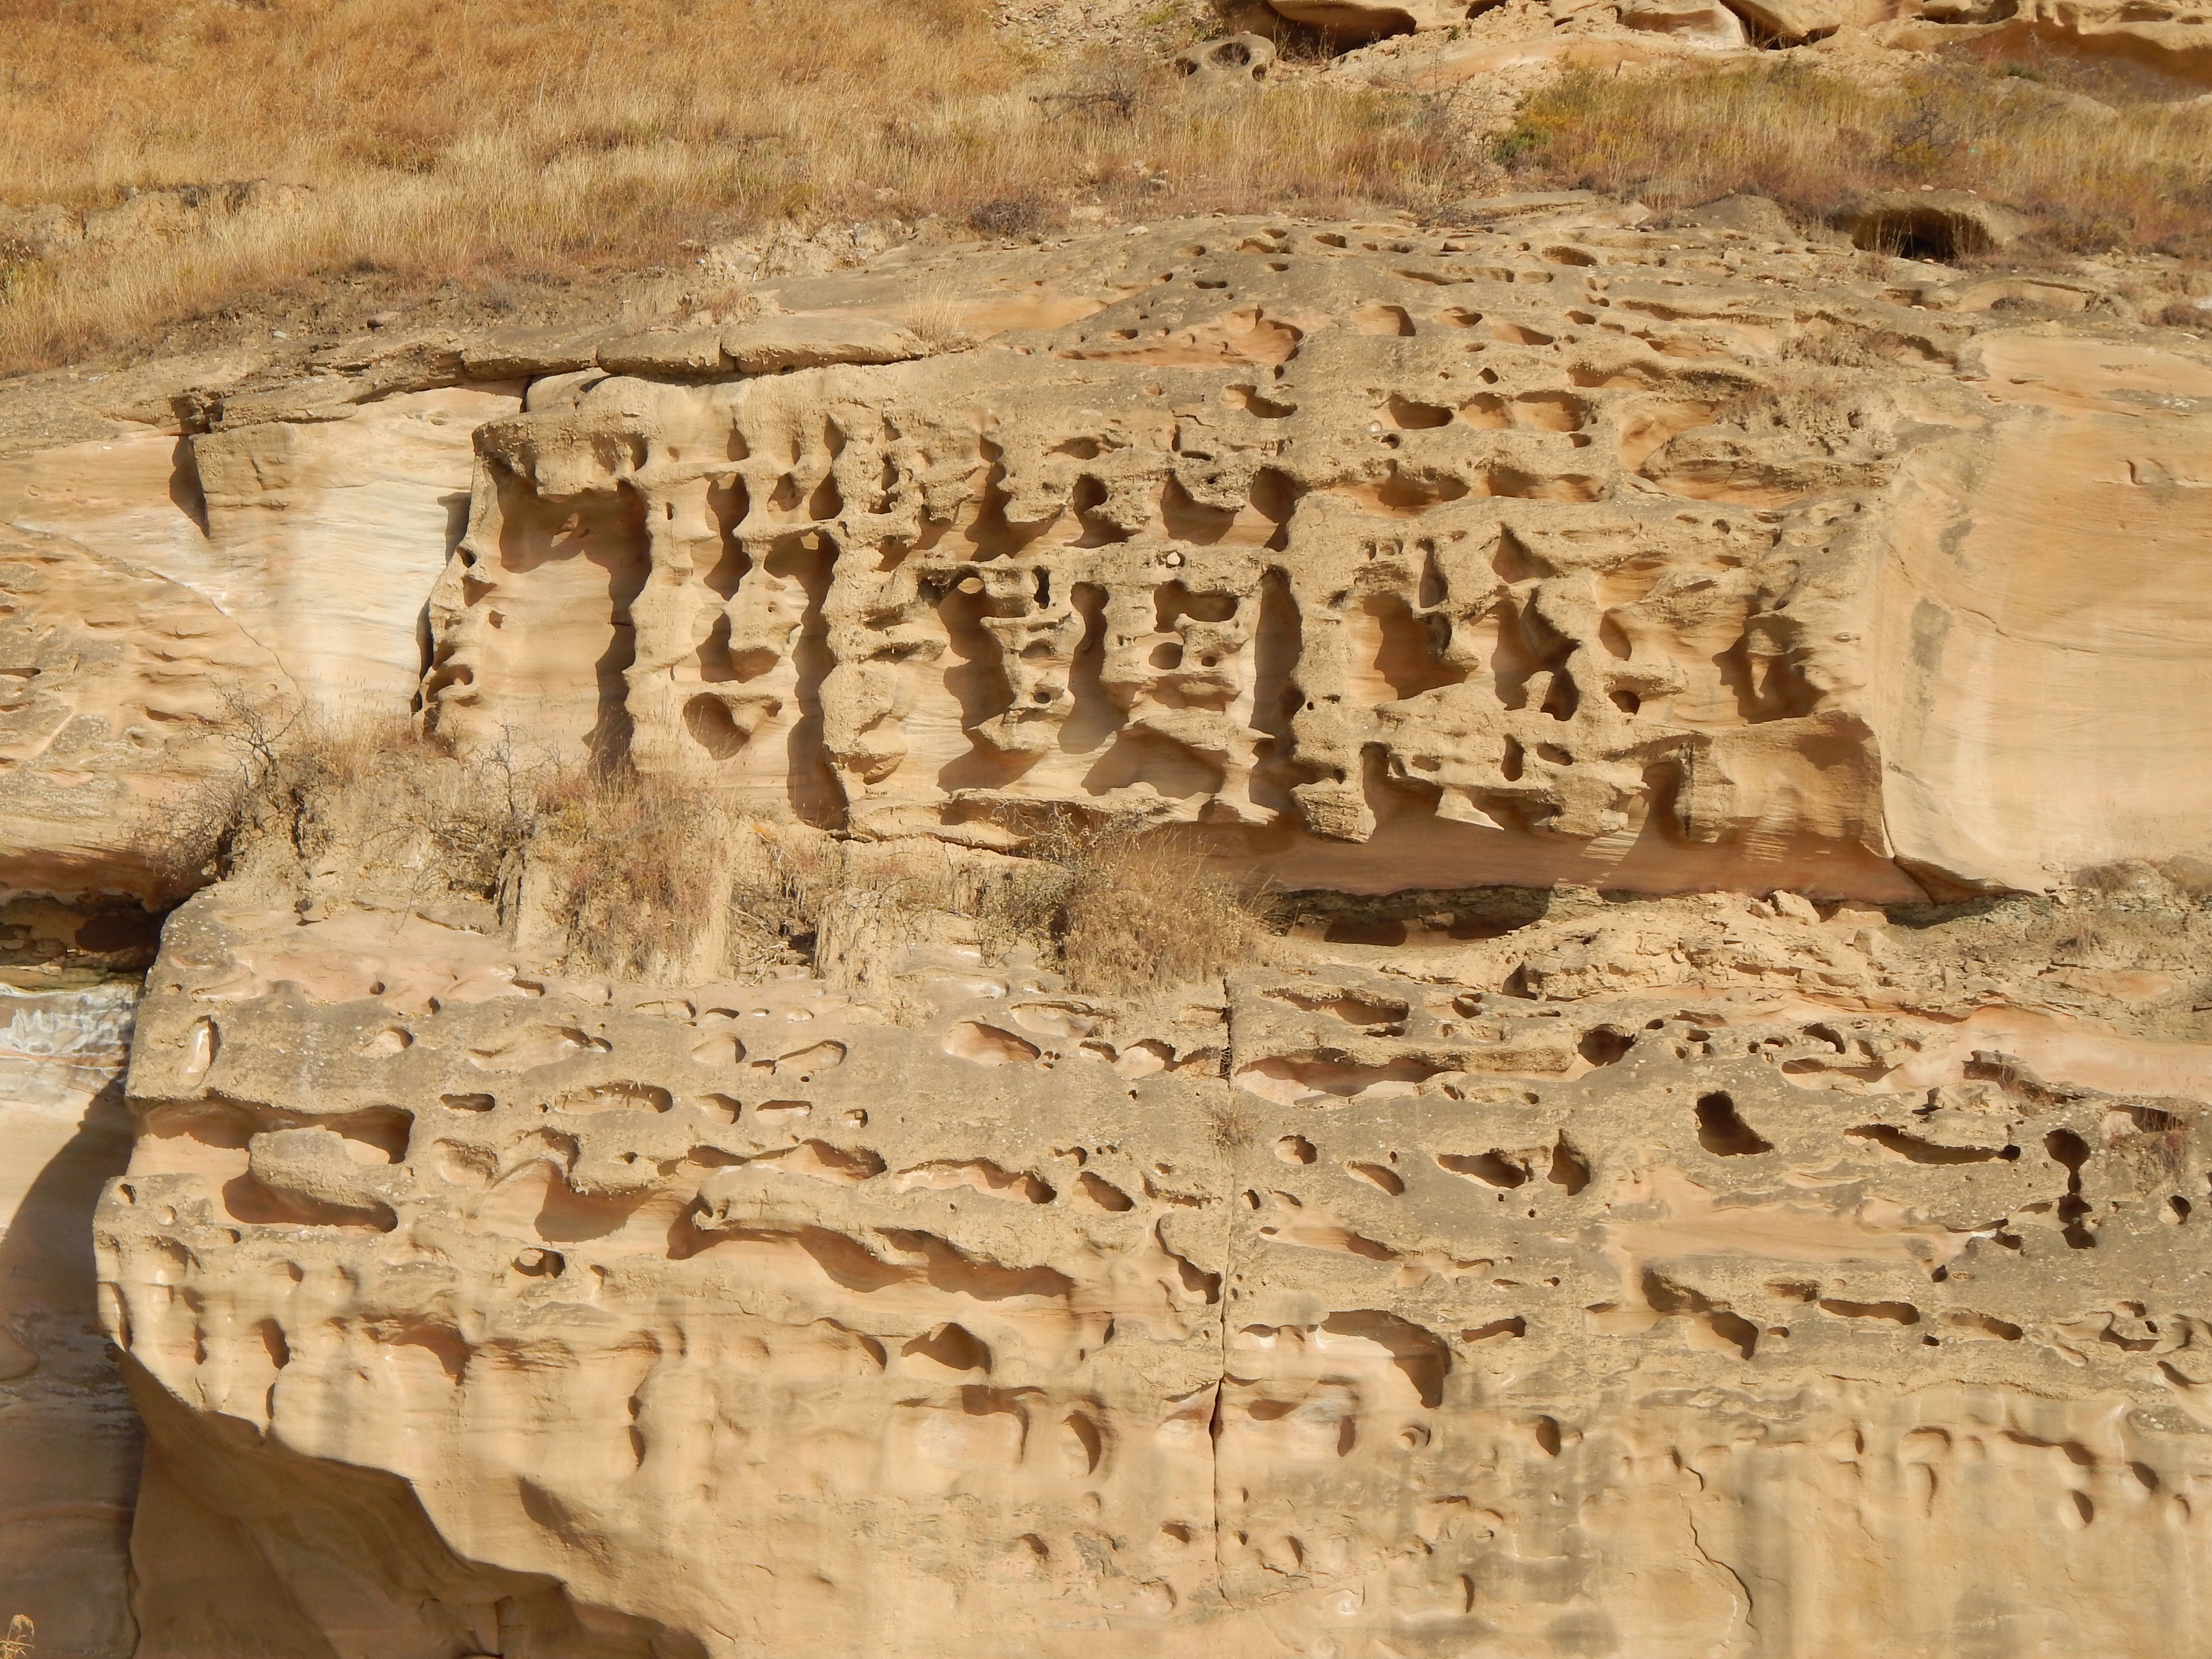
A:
[967,197,1047,238]
[529,770,731,980]
[148,696,425,894]
[982,814,1261,996]
[156,708,1262,994]
[2160,854,2212,902]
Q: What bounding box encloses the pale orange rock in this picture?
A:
[1,213,2211,1659]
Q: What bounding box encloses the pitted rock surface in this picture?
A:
[3,212,2212,1658]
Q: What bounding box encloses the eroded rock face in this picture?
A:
[0,377,520,897]
[1276,0,2212,81]
[420,217,2212,897]
[96,876,2212,1657]
[6,211,2212,1657]
[0,982,138,1659]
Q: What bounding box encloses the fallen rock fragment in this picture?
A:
[1621,0,1749,47]
[719,312,931,373]
[1171,32,1278,81]
[1264,0,1466,41]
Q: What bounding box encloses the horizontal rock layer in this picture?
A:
[421,219,2212,900]
[96,877,2212,1658]
[1,209,2210,1657]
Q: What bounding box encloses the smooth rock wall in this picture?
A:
[0,983,138,1659]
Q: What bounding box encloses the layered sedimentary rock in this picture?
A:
[4,209,2212,1656]
[1284,0,2212,83]
[420,217,2212,897]
[0,369,518,897]
[99,864,2212,1657]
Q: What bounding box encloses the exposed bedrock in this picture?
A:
[414,220,2212,900]
[96,880,2212,1657]
[3,209,2212,1656]
[0,983,139,1659]
[1263,0,2212,81]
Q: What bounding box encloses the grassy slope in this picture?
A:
[4,1,2209,375]
[1502,57,2212,259]
[0,0,1465,372]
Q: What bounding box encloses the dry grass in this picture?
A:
[154,700,541,907]
[980,813,1262,995]
[528,770,738,980]
[0,0,1471,373]
[2073,856,2212,905]
[161,707,1259,993]
[1498,59,2212,257]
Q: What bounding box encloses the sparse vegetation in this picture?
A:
[979,811,1263,996]
[0,0,1470,373]
[158,709,1262,996]
[1499,59,2212,257]
[12,3,2208,372]
[152,699,535,909]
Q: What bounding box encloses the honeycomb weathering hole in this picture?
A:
[1695,1093,1772,1156]
[943,1022,1042,1065]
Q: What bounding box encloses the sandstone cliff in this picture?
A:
[4,203,2212,1657]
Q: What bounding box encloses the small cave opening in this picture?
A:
[1840,207,1981,264]
[1695,1092,1773,1157]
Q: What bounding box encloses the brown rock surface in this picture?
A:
[410,217,2212,896]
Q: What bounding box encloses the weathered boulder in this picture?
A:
[1622,0,1751,47]
[1263,0,1469,42]
[1717,0,1857,37]
[1669,193,1798,238]
[1831,189,2033,258]
[720,313,931,374]
[1170,32,1280,81]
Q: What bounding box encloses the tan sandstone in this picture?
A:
[2,209,2211,1657]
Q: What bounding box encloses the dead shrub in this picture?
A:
[142,708,1260,994]
[981,814,1262,995]
[146,694,419,893]
[968,197,1048,238]
[1782,320,1939,368]
[528,769,744,980]
[2073,858,2171,898]
[2159,854,2212,902]
[1711,365,1875,442]
[1210,1100,1258,1150]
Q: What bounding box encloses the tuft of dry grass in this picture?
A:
[156,707,1259,994]
[981,814,1262,996]
[528,770,735,981]
[1497,59,2212,258]
[0,0,1472,373]
[2073,855,2212,907]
